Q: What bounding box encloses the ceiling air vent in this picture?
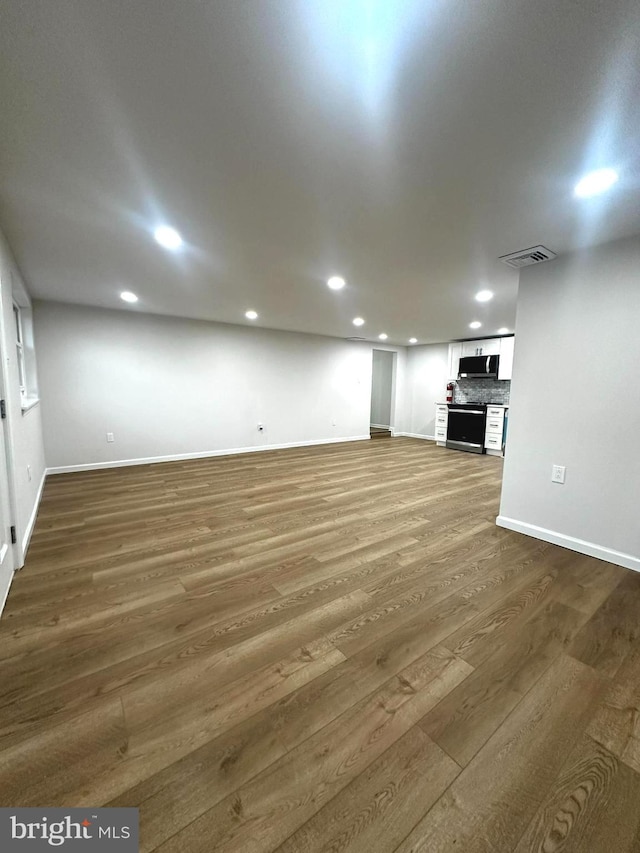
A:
[499,245,557,269]
[346,336,367,341]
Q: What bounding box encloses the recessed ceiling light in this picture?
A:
[574,168,618,198]
[469,321,482,329]
[475,290,493,302]
[409,337,417,344]
[497,327,510,334]
[245,310,258,320]
[327,276,346,290]
[378,333,388,340]
[352,317,365,327]
[120,291,138,303]
[154,225,183,250]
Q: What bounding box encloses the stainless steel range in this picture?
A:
[446,402,487,454]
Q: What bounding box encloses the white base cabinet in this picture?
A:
[435,404,448,444]
[484,405,508,456]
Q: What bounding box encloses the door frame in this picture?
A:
[370,348,398,433]
[0,267,20,579]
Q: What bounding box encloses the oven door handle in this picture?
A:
[449,408,485,415]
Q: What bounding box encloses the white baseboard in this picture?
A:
[496,515,640,574]
[370,423,391,430]
[395,432,436,441]
[0,469,45,614]
[20,469,47,563]
[46,434,372,475]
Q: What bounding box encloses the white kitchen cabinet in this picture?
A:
[484,405,508,456]
[449,336,514,380]
[435,404,448,445]
[435,401,508,455]
[461,338,501,357]
[486,405,506,420]
[447,343,462,381]
[485,433,503,452]
[497,335,514,380]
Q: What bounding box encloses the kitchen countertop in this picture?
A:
[436,402,509,407]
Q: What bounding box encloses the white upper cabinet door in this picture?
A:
[448,342,462,380]
[461,338,501,357]
[478,338,501,355]
[498,336,515,380]
[461,340,481,357]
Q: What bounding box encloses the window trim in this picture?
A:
[13,302,27,400]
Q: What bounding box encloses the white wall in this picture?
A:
[386,344,408,436]
[370,349,394,427]
[0,229,46,607]
[34,301,410,470]
[498,233,640,571]
[404,343,449,438]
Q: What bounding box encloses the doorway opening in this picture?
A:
[370,349,396,439]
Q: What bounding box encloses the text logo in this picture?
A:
[0,809,138,851]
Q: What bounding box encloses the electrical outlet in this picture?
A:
[106,432,114,443]
[551,465,566,484]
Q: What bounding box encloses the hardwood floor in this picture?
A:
[1,437,639,851]
[370,427,391,439]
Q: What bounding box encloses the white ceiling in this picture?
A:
[1,0,639,345]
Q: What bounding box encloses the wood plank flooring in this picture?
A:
[370,427,391,439]
[1,437,639,851]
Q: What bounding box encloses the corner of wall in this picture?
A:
[497,515,640,574]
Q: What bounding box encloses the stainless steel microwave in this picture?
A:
[458,354,499,379]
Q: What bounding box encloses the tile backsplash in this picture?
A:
[454,378,511,405]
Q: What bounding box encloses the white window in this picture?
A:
[13,302,27,400]
[11,291,39,411]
